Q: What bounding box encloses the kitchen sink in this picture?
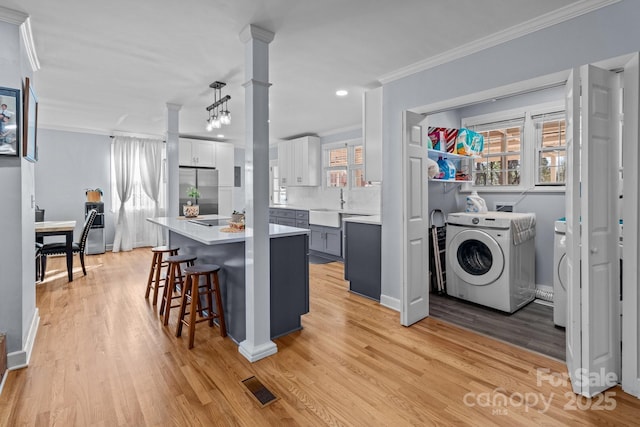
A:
[309,209,341,227]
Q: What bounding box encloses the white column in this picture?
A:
[238,24,276,362]
[166,103,181,221]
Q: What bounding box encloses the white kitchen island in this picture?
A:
[148,215,310,343]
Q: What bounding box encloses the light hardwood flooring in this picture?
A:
[1,249,639,426]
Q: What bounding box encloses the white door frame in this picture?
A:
[622,53,640,397]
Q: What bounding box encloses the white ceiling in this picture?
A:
[3,0,582,145]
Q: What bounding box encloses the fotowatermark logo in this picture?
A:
[462,368,618,415]
[463,387,553,415]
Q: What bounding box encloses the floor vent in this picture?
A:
[241,376,278,407]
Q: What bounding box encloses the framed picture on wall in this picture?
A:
[23,77,38,162]
[0,87,20,157]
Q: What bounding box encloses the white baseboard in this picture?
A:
[238,340,278,362]
[7,308,39,370]
[380,294,400,312]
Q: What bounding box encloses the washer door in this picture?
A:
[448,229,505,286]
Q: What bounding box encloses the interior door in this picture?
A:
[401,110,430,326]
[565,68,581,390]
[622,53,640,398]
[566,64,621,397]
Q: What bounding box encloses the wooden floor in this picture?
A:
[1,250,639,426]
[429,293,566,361]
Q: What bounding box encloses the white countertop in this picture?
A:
[343,215,381,225]
[270,204,380,216]
[148,215,309,246]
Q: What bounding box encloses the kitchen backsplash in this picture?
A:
[285,185,381,212]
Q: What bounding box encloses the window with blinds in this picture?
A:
[324,142,365,188]
[534,111,566,185]
[469,118,524,187]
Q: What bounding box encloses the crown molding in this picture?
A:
[0,6,28,25]
[317,124,362,138]
[21,18,40,71]
[378,0,620,85]
[39,123,113,136]
[239,24,275,44]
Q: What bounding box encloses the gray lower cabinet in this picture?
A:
[270,234,309,337]
[309,225,341,257]
[344,221,381,301]
[277,217,296,227]
[269,208,309,229]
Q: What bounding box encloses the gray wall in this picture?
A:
[381,0,640,302]
[34,129,115,246]
[0,17,36,360]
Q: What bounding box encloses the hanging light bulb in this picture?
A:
[206,110,213,131]
[212,111,221,129]
[220,99,231,125]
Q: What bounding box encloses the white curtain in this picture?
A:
[111,136,166,252]
[112,136,136,252]
[140,139,164,246]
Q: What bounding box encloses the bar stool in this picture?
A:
[145,246,179,306]
[160,253,197,326]
[176,264,227,349]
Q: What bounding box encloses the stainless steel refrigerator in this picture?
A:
[179,166,219,216]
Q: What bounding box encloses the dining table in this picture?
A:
[35,220,77,282]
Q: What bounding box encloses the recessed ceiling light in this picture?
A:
[217,134,224,138]
[336,89,348,97]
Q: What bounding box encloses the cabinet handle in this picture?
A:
[297,177,302,183]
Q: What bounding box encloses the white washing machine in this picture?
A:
[446,211,536,313]
[553,219,567,327]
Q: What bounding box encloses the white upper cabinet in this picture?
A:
[278,136,320,186]
[179,138,216,167]
[218,187,233,216]
[363,87,382,182]
[216,142,235,187]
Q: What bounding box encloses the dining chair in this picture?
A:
[39,209,98,281]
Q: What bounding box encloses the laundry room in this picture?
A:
[424,83,580,361]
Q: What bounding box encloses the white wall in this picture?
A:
[382,0,640,302]
[34,129,114,246]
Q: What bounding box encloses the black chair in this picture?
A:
[40,209,98,281]
[35,242,43,282]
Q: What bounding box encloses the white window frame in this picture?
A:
[532,110,567,186]
[322,139,365,189]
[461,102,565,193]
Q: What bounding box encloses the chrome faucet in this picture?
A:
[339,188,346,209]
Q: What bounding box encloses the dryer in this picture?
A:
[554,218,622,327]
[553,219,567,327]
[446,211,536,313]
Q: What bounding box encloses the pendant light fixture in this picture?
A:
[206,81,231,131]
